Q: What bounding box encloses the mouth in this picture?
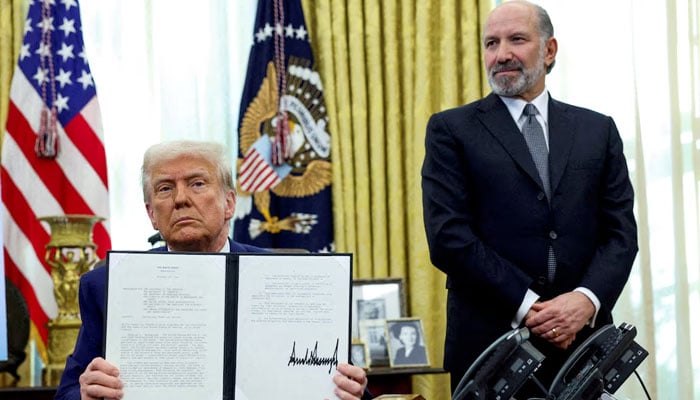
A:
[491,62,523,77]
[173,216,197,226]
[492,68,521,77]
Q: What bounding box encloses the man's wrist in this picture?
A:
[574,287,600,327]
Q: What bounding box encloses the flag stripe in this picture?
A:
[1,133,64,223]
[1,169,51,274]
[250,168,279,192]
[3,212,57,318]
[239,150,282,192]
[65,113,108,187]
[3,253,50,343]
[239,152,265,180]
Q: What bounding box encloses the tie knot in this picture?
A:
[524,103,538,117]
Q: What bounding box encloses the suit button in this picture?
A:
[549,231,557,239]
[537,192,545,201]
[537,276,547,286]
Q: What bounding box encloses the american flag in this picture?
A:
[1,0,111,351]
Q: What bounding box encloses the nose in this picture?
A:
[496,43,513,63]
[173,182,190,206]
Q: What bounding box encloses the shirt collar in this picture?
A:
[499,89,550,124]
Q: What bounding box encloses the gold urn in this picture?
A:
[39,214,104,386]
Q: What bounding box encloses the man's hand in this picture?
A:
[328,362,368,400]
[525,291,595,349]
[78,357,123,400]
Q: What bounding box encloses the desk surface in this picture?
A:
[366,367,447,397]
[0,370,447,400]
[367,366,446,376]
[0,386,57,400]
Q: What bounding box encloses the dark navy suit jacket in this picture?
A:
[54,239,265,400]
[422,93,638,387]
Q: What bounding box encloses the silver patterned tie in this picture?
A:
[522,103,556,282]
[522,104,550,198]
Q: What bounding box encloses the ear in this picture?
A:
[224,190,236,220]
[145,203,158,229]
[545,37,558,68]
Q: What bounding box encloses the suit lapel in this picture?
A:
[547,98,574,196]
[477,93,544,191]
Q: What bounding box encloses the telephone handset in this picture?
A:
[451,328,545,400]
[548,322,648,400]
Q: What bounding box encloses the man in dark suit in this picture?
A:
[421,0,638,396]
[55,140,369,400]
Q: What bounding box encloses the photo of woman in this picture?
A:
[387,319,429,367]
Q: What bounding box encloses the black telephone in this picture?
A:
[452,327,545,400]
[548,322,648,400]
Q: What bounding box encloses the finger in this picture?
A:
[545,327,561,341]
[536,325,566,342]
[337,362,366,384]
[553,335,576,350]
[79,358,123,400]
[86,357,120,377]
[526,307,561,330]
[333,363,366,398]
[80,379,124,400]
[332,373,363,400]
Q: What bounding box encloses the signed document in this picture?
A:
[104,251,352,400]
[105,251,228,400]
[234,254,352,400]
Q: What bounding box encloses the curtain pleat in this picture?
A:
[665,0,695,398]
[0,0,26,151]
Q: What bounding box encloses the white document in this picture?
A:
[235,254,352,400]
[105,252,227,400]
[104,252,352,400]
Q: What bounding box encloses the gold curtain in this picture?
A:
[302,1,492,398]
[0,0,26,150]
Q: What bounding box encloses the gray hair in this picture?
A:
[531,2,556,73]
[141,140,235,201]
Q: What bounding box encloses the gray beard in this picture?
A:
[487,44,546,97]
[488,63,543,97]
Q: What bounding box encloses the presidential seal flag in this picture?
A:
[1,0,111,352]
[235,0,333,252]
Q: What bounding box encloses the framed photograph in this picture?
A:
[386,318,430,368]
[359,319,390,367]
[352,278,406,339]
[350,341,369,369]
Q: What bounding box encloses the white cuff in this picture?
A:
[574,287,600,327]
[512,289,540,328]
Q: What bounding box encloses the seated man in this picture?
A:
[55,140,369,400]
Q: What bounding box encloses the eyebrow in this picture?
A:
[152,170,212,186]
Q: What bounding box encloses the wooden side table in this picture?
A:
[366,367,446,397]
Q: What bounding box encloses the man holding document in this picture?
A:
[55,140,369,400]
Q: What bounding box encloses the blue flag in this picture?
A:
[234,0,333,252]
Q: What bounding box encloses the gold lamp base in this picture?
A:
[43,319,82,386]
[39,214,104,386]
